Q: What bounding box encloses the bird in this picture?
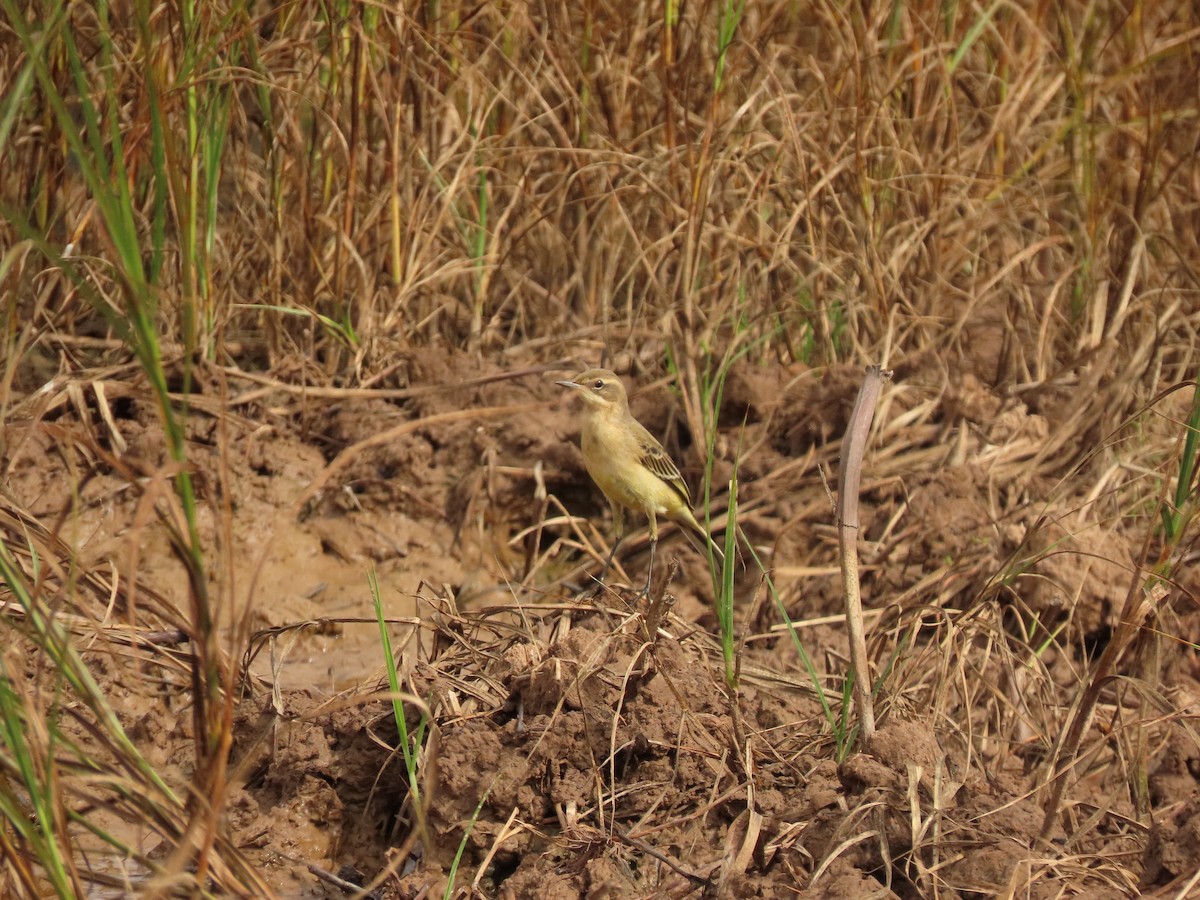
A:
[556,368,724,594]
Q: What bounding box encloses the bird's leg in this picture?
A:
[642,512,659,597]
[643,537,657,597]
[594,502,625,586]
[597,535,622,583]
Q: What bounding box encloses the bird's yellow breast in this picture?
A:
[580,411,681,517]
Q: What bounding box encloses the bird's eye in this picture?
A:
[593,379,604,389]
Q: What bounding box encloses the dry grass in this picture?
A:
[2,0,1199,895]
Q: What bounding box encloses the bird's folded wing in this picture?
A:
[638,440,692,506]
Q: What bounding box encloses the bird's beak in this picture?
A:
[555,379,584,392]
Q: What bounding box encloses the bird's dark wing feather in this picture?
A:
[638,436,692,506]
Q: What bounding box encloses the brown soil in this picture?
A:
[4,350,1200,898]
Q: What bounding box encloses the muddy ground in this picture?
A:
[4,349,1200,898]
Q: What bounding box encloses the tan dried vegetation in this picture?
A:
[1,0,1199,897]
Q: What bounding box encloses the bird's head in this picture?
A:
[555,368,629,412]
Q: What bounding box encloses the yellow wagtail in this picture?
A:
[556,368,724,593]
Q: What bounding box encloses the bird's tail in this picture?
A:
[679,512,729,569]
